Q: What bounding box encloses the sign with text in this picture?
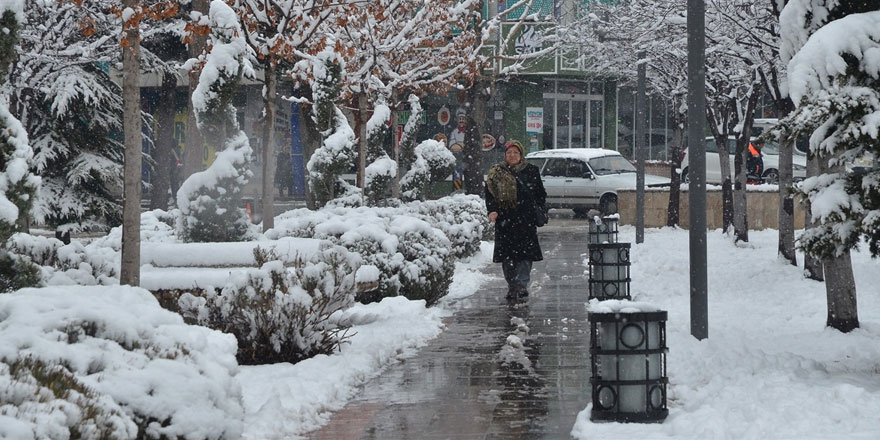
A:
[526,107,543,134]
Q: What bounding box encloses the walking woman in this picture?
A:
[485,140,546,300]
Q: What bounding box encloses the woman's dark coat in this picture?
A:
[485,163,546,263]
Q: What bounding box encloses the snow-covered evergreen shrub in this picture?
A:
[0,356,135,439]
[10,0,129,236]
[400,139,455,202]
[393,227,453,306]
[178,0,254,243]
[364,103,396,206]
[177,132,253,242]
[0,286,244,439]
[268,206,455,305]
[411,194,488,259]
[178,245,356,365]
[7,233,118,285]
[397,94,422,171]
[307,48,357,207]
[0,5,41,292]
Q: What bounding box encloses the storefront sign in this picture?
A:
[526,107,543,134]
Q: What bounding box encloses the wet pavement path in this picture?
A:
[310,219,594,440]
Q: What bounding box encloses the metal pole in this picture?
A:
[635,52,647,244]
[687,0,708,340]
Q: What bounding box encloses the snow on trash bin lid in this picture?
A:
[587,298,663,314]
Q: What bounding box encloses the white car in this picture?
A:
[680,137,807,184]
[525,148,670,216]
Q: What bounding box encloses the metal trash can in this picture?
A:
[589,215,619,244]
[588,242,631,300]
[589,304,668,423]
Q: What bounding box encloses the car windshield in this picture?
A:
[588,155,637,175]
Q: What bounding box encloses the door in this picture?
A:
[564,158,599,208]
[541,158,569,208]
[554,99,603,149]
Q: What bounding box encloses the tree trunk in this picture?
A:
[803,151,824,280]
[777,136,797,265]
[120,2,141,286]
[823,251,859,332]
[666,120,684,227]
[260,63,277,231]
[464,81,488,195]
[776,99,797,265]
[357,93,368,190]
[706,106,734,232]
[182,0,208,181]
[298,101,319,210]
[150,72,176,210]
[732,140,748,242]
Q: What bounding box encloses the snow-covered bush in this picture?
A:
[6,210,180,286]
[400,139,456,202]
[7,233,118,285]
[178,245,357,365]
[0,286,244,439]
[177,132,253,242]
[267,204,461,305]
[410,194,489,259]
[307,48,357,207]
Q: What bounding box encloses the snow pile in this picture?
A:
[0,286,243,440]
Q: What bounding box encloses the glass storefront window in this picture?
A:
[543,98,554,149]
[649,94,668,160]
[558,80,589,95]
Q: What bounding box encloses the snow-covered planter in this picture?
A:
[176,132,253,243]
[0,286,244,439]
[411,194,489,259]
[178,245,357,365]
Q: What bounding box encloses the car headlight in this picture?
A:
[793,164,806,171]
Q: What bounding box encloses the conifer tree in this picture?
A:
[177,0,254,242]
[306,47,356,208]
[0,1,41,291]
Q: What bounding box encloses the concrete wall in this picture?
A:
[618,188,806,230]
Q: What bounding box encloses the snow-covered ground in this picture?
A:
[3,225,879,439]
[236,225,880,439]
[572,226,880,440]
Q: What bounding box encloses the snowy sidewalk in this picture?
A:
[309,225,593,439]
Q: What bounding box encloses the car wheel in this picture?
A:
[763,169,779,184]
[682,167,689,184]
[600,195,618,216]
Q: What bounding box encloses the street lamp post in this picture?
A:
[687,0,708,340]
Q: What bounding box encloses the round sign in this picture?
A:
[437,106,451,126]
[481,134,496,151]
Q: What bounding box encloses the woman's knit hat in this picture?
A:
[505,140,524,156]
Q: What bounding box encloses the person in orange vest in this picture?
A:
[747,138,765,184]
